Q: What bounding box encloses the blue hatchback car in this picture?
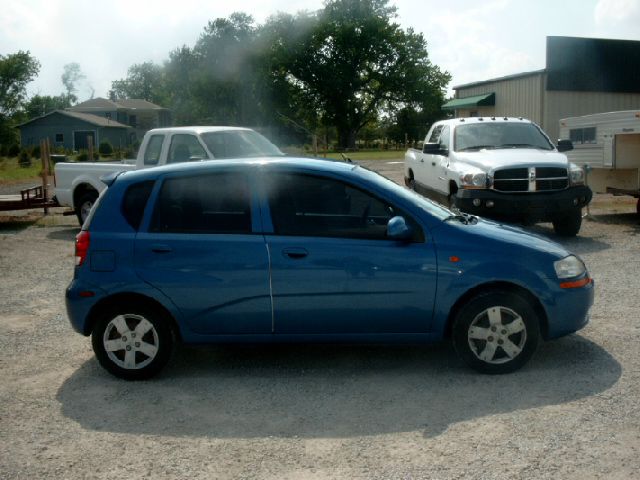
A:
[66,158,594,379]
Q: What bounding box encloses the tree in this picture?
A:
[109,62,166,104]
[23,93,73,119]
[0,51,40,145]
[61,62,85,103]
[275,0,450,149]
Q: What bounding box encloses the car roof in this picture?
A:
[145,126,255,135]
[114,157,359,184]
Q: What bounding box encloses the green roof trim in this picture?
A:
[442,92,495,110]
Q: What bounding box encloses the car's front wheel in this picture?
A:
[91,304,174,380]
[452,291,540,374]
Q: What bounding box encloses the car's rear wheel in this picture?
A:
[91,304,173,380]
[452,291,540,374]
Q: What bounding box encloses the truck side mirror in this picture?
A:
[556,139,573,152]
[422,142,443,154]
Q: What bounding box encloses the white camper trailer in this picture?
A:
[559,110,640,212]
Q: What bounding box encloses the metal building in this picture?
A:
[444,37,640,142]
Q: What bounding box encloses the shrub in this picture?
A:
[19,149,32,168]
[0,144,7,157]
[31,145,41,159]
[8,144,20,157]
[98,141,113,156]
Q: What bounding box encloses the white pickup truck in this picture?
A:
[404,117,592,236]
[55,126,283,224]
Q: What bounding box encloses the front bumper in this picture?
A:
[455,186,592,222]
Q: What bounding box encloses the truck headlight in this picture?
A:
[569,163,585,185]
[460,172,487,189]
[554,255,586,279]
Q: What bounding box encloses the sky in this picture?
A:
[1,0,639,101]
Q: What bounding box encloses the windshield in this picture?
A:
[201,130,284,159]
[454,123,554,152]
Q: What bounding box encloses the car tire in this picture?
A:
[75,190,98,226]
[452,291,540,374]
[552,209,582,237]
[91,304,174,380]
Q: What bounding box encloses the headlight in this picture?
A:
[569,163,585,185]
[460,172,487,188]
[554,255,586,279]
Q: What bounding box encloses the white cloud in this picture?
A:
[594,0,640,27]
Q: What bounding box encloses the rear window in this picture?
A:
[121,181,155,230]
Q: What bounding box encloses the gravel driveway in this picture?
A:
[1,161,639,479]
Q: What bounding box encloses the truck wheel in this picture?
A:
[91,304,174,380]
[75,191,98,226]
[452,291,540,374]
[552,209,582,236]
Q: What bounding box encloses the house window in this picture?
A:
[105,112,111,120]
[569,127,596,145]
[55,133,64,143]
[129,115,137,128]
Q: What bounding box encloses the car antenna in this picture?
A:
[340,153,353,163]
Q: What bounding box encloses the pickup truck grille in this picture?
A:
[493,167,568,192]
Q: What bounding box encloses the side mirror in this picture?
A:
[387,216,413,241]
[423,142,448,156]
[556,139,573,152]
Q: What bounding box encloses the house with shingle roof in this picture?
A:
[17,110,133,151]
[68,97,171,140]
[17,97,172,150]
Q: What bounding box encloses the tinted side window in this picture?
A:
[144,135,165,165]
[167,134,208,163]
[428,125,443,143]
[122,181,155,230]
[150,173,251,234]
[266,173,423,242]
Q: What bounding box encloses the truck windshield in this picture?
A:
[201,130,284,159]
[454,123,554,152]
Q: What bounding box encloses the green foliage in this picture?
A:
[18,149,31,168]
[0,51,40,146]
[76,150,99,162]
[109,1,451,149]
[23,94,73,119]
[0,143,7,157]
[8,144,20,157]
[98,141,113,155]
[31,144,41,159]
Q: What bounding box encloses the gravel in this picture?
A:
[1,161,639,479]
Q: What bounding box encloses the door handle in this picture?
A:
[420,158,424,163]
[431,162,436,166]
[282,247,308,259]
[151,244,172,253]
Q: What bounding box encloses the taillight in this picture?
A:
[75,231,90,266]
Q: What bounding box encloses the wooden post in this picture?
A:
[40,139,50,214]
[88,135,94,162]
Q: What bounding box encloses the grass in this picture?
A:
[283,148,405,161]
[0,157,43,184]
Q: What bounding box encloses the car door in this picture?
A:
[435,125,452,195]
[134,168,272,335]
[415,124,441,189]
[261,171,438,335]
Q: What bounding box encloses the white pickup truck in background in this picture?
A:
[55,126,283,224]
[404,117,592,236]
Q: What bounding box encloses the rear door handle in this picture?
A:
[151,244,172,253]
[282,247,308,259]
